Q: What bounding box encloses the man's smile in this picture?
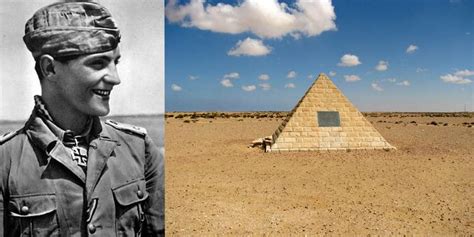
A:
[92,89,111,97]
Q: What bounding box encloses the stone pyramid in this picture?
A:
[270,73,395,152]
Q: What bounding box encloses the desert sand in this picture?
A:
[165,112,473,235]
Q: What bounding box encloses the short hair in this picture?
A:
[34,55,81,81]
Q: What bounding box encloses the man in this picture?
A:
[0,2,164,236]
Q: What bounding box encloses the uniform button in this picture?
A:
[137,190,144,198]
[88,223,96,234]
[21,206,29,214]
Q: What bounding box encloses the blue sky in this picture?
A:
[165,0,473,112]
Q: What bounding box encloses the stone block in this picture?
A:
[319,132,330,137]
[293,127,303,132]
[319,142,330,148]
[371,142,385,147]
[285,138,296,142]
[323,137,335,142]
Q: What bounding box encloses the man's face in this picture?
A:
[53,48,121,117]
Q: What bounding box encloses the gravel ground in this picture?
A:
[165,113,473,235]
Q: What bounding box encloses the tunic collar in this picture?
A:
[26,95,102,152]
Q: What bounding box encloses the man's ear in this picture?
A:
[39,55,56,80]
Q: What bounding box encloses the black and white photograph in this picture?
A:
[0,0,164,235]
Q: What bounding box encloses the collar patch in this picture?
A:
[105,119,147,138]
[0,130,20,145]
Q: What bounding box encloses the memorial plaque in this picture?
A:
[317,111,340,127]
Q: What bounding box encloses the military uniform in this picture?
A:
[0,97,164,236]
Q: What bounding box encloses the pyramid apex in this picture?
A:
[313,73,333,84]
[318,73,328,77]
[308,73,331,81]
[317,73,331,79]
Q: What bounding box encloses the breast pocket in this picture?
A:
[112,179,149,236]
[8,194,59,236]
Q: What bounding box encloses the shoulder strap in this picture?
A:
[105,119,147,138]
[0,130,20,145]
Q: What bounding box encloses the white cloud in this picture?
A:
[307,74,314,79]
[384,78,397,83]
[220,72,240,87]
[329,71,336,77]
[454,69,474,77]
[242,85,257,92]
[371,83,383,92]
[165,0,337,39]
[396,80,410,86]
[188,75,198,80]
[440,69,473,84]
[375,60,388,71]
[221,79,234,87]
[258,74,270,81]
[344,74,361,82]
[338,54,361,67]
[285,83,296,88]
[228,38,271,56]
[416,67,428,73]
[440,74,472,84]
[259,83,271,90]
[406,44,418,54]
[171,83,182,91]
[224,72,240,79]
[287,70,297,78]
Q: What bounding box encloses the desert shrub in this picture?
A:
[175,114,184,119]
[204,112,218,119]
[206,114,215,119]
[429,121,438,126]
[183,120,190,123]
[218,113,230,119]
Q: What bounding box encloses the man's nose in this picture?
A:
[104,64,121,85]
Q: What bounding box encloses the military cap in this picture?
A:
[23,1,120,59]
